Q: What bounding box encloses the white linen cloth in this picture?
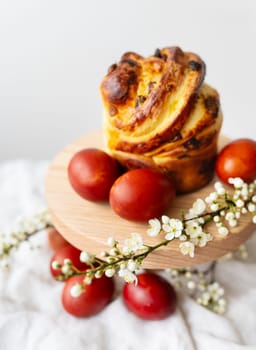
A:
[0,160,256,350]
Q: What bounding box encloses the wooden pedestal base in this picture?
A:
[45,131,254,269]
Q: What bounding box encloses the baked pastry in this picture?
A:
[100,46,223,193]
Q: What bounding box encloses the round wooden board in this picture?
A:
[45,131,254,269]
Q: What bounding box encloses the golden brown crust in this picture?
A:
[100,46,223,193]
[100,47,206,152]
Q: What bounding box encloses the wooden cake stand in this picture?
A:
[45,131,254,269]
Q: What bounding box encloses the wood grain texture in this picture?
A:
[45,131,254,269]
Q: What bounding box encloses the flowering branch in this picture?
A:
[0,210,52,267]
[52,178,256,296]
[1,178,255,314]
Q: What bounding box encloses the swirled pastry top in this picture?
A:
[100,46,220,154]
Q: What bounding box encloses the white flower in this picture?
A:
[253,215,256,224]
[213,215,220,222]
[185,221,203,238]
[64,258,72,265]
[192,198,206,215]
[61,264,71,274]
[185,199,205,219]
[80,251,95,264]
[252,195,256,203]
[214,182,226,195]
[210,203,219,212]
[191,232,212,247]
[109,248,118,256]
[84,276,92,285]
[248,203,256,213]
[105,268,116,277]
[147,218,161,237]
[95,270,103,279]
[127,259,137,272]
[70,283,84,298]
[161,215,170,224]
[179,234,187,241]
[229,177,244,188]
[100,251,107,258]
[161,216,172,232]
[208,282,224,301]
[241,186,249,198]
[209,192,218,202]
[187,280,196,290]
[235,211,241,219]
[107,237,116,247]
[228,219,237,227]
[51,260,61,270]
[118,269,137,284]
[123,233,144,254]
[164,219,183,240]
[179,241,195,258]
[218,226,229,236]
[225,212,234,221]
[236,199,244,208]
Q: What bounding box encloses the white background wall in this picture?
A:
[0,0,255,160]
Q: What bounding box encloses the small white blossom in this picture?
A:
[192,198,206,215]
[225,212,235,221]
[185,199,206,220]
[191,232,212,247]
[70,283,84,298]
[214,181,223,191]
[241,186,249,198]
[120,262,126,270]
[248,203,256,212]
[109,248,119,256]
[95,270,103,279]
[105,268,116,277]
[209,192,218,202]
[252,195,256,203]
[236,199,244,208]
[218,226,229,236]
[210,203,219,212]
[179,234,187,241]
[147,218,161,237]
[214,182,226,195]
[235,211,241,219]
[164,219,183,240]
[187,280,196,290]
[107,237,116,247]
[185,221,203,238]
[179,241,195,258]
[84,276,92,285]
[51,260,61,270]
[229,177,244,188]
[123,233,144,254]
[119,269,137,284]
[213,215,220,222]
[127,259,137,272]
[61,265,71,274]
[198,217,205,224]
[208,282,224,301]
[228,219,237,227]
[80,251,95,264]
[161,215,170,224]
[64,258,72,266]
[253,215,256,224]
[205,196,211,204]
[100,251,107,258]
